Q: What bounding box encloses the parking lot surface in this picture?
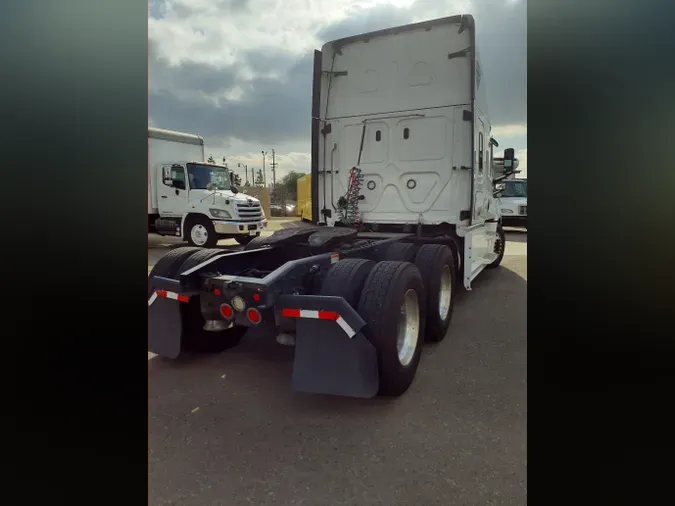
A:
[149,229,527,505]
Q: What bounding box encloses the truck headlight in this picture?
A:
[501,208,514,214]
[210,208,232,219]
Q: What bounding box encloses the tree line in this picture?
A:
[207,154,305,200]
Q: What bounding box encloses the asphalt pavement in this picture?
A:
[149,229,527,505]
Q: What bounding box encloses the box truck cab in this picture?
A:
[148,127,266,247]
[497,177,527,229]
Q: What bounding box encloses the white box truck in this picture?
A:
[148,127,266,247]
[496,177,527,229]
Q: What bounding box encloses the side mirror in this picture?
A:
[206,182,214,191]
[231,185,239,194]
[172,179,185,190]
[503,148,515,176]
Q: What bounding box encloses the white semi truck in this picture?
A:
[149,15,518,399]
[148,127,266,247]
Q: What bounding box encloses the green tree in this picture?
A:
[278,171,306,201]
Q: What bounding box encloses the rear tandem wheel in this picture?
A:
[413,244,456,342]
[177,249,247,353]
[149,248,247,354]
[319,258,376,306]
[147,246,202,298]
[357,261,426,397]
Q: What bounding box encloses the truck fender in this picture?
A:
[180,213,189,239]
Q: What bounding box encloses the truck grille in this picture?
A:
[236,201,263,221]
[519,205,527,216]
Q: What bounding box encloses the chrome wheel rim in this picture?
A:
[396,289,420,366]
[191,224,208,246]
[439,265,452,321]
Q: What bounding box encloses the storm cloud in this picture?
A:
[149,0,526,170]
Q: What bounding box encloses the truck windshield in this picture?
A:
[502,180,527,198]
[187,163,232,191]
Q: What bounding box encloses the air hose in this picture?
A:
[338,165,364,227]
[337,123,367,227]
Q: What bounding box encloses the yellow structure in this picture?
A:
[296,174,312,221]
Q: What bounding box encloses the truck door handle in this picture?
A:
[161,196,167,198]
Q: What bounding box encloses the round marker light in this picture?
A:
[232,296,246,312]
[253,293,261,302]
[247,308,261,324]
[220,304,234,319]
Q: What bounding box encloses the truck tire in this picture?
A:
[176,249,248,353]
[148,246,202,298]
[235,234,260,245]
[243,235,267,250]
[319,258,376,307]
[185,215,218,248]
[377,242,418,262]
[357,261,426,397]
[413,244,456,342]
[486,225,506,269]
[177,248,224,275]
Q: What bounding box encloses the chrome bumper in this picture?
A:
[212,219,267,235]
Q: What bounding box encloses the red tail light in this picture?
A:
[220,304,234,319]
[247,308,261,324]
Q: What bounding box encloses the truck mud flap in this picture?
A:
[277,295,379,398]
[148,276,190,359]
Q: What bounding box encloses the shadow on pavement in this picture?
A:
[148,256,527,506]
[505,229,527,243]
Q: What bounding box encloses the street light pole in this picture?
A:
[237,163,248,185]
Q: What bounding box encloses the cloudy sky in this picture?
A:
[149,0,527,181]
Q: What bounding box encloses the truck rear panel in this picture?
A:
[314,16,477,226]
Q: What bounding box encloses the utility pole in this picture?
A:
[261,150,269,186]
[270,149,278,189]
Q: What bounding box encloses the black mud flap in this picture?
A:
[277,295,379,398]
[148,276,188,359]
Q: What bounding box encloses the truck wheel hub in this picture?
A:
[191,224,208,246]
